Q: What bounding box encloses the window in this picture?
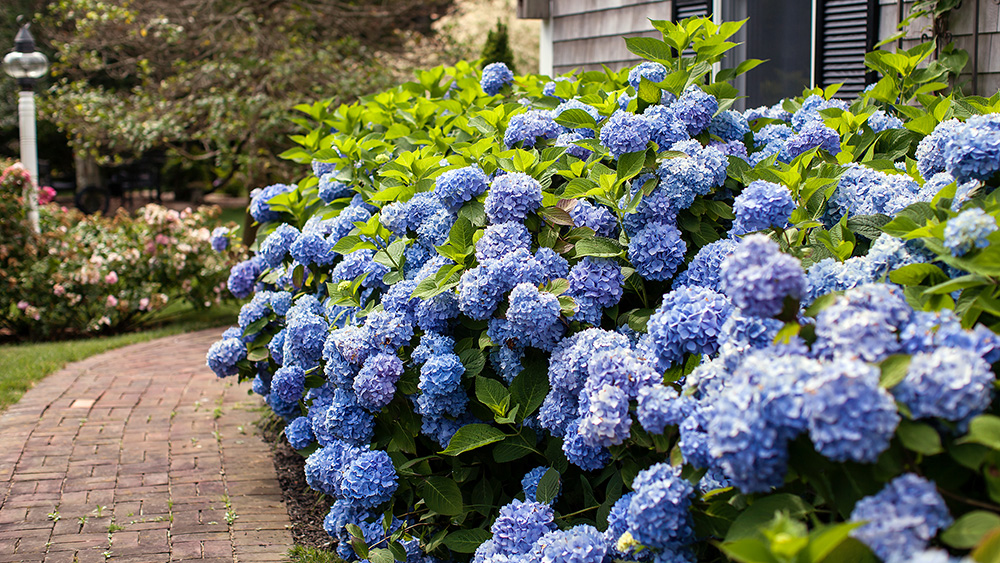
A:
[673,0,712,21]
[815,0,879,99]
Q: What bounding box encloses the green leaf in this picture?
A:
[246,347,269,362]
[575,236,625,258]
[846,214,892,240]
[806,522,864,563]
[388,542,407,562]
[941,511,1000,549]
[475,376,511,416]
[897,419,944,456]
[554,108,597,130]
[493,428,537,462]
[442,529,492,553]
[535,468,560,504]
[538,206,576,226]
[448,216,475,252]
[973,528,1000,563]
[440,423,506,456]
[368,548,394,563]
[419,477,464,516]
[726,494,812,542]
[889,263,947,286]
[459,349,486,378]
[959,415,1000,450]
[625,36,672,62]
[718,538,778,563]
[509,357,549,419]
[879,354,911,388]
[616,150,646,182]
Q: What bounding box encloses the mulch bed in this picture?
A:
[259,416,336,550]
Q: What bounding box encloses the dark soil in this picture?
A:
[259,415,336,550]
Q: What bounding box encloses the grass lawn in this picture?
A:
[0,302,239,411]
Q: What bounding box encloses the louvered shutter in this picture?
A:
[673,0,711,21]
[816,0,879,98]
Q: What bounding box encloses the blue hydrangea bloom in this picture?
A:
[507,283,563,350]
[672,238,738,292]
[206,337,246,377]
[803,357,899,462]
[755,123,795,148]
[434,166,489,212]
[654,141,727,211]
[743,103,792,123]
[311,388,374,445]
[917,119,963,180]
[867,109,904,133]
[458,263,507,320]
[284,416,315,450]
[731,180,795,236]
[567,258,624,325]
[711,139,749,159]
[250,183,295,224]
[850,474,952,562]
[505,110,561,149]
[829,164,923,221]
[418,353,465,397]
[791,95,850,130]
[354,353,403,411]
[629,220,686,281]
[944,207,997,256]
[283,311,328,369]
[720,234,806,318]
[944,113,1000,182]
[238,293,271,329]
[628,62,667,89]
[210,227,229,252]
[271,365,306,403]
[583,349,659,400]
[636,384,686,435]
[318,172,352,203]
[535,248,570,282]
[708,110,750,142]
[486,172,543,224]
[626,463,695,549]
[562,419,611,471]
[482,62,514,96]
[570,200,618,238]
[290,232,334,266]
[534,525,608,563]
[646,286,733,370]
[600,111,653,159]
[476,221,531,262]
[305,441,361,496]
[812,284,910,362]
[340,449,399,508]
[578,384,632,446]
[643,105,690,151]
[312,160,337,177]
[894,347,994,425]
[671,87,718,135]
[490,499,557,555]
[364,310,414,351]
[783,121,841,161]
[708,385,790,493]
[227,256,266,298]
[416,208,455,248]
[330,325,374,366]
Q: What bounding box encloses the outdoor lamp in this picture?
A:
[3,22,48,233]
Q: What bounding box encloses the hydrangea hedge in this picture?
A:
[208,18,1000,563]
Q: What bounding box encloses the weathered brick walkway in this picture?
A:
[0,329,293,563]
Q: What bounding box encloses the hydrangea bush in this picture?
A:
[0,162,242,338]
[210,18,1000,563]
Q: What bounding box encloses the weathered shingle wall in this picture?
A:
[550,0,672,75]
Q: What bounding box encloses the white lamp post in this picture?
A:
[3,22,49,234]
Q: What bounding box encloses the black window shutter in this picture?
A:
[673,0,712,21]
[816,0,879,98]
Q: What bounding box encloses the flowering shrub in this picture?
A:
[210,17,1000,563]
[0,163,242,339]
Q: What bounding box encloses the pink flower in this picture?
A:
[105,271,118,284]
[16,300,29,310]
[53,284,66,296]
[38,186,56,205]
[155,234,171,246]
[139,297,150,310]
[106,295,118,307]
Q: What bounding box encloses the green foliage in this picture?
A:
[480,21,516,72]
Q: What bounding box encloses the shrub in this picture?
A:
[0,163,243,339]
[211,17,1000,563]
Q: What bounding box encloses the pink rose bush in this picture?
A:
[0,161,244,339]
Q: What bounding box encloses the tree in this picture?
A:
[37,0,453,193]
[480,20,515,72]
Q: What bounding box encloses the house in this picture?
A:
[517,0,1000,108]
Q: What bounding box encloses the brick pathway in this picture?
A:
[0,329,294,563]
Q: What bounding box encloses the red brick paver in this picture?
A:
[0,329,293,562]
